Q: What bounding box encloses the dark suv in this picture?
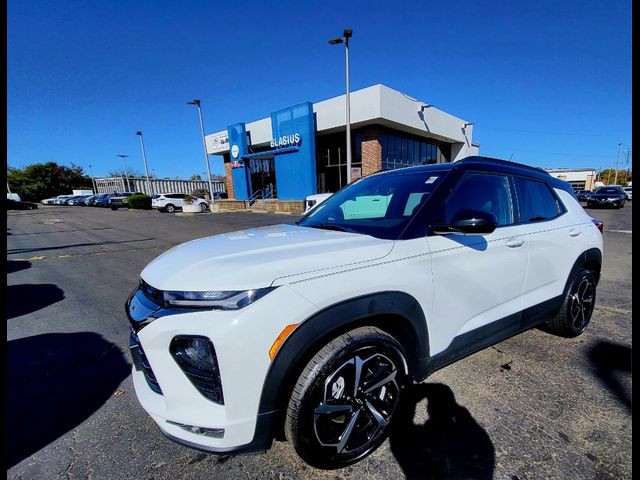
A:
[586,186,626,209]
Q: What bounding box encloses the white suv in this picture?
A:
[152,193,209,213]
[127,157,603,469]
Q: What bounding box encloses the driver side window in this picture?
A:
[436,172,515,227]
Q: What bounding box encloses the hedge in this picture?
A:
[127,194,152,210]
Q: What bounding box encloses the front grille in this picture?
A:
[130,331,163,395]
[140,278,164,306]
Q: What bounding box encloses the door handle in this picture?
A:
[569,229,582,237]
[505,238,524,248]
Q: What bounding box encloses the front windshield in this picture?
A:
[297,169,448,240]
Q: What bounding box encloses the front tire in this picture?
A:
[546,268,596,337]
[285,327,409,469]
[199,202,208,212]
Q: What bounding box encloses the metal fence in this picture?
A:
[95,177,225,196]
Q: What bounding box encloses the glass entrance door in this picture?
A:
[248,157,276,198]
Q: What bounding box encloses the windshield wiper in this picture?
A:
[309,224,356,233]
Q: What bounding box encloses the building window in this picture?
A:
[380,131,448,170]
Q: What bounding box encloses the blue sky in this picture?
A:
[8,0,631,179]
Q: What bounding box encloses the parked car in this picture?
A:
[623,187,632,200]
[53,195,73,205]
[7,198,38,210]
[304,192,333,212]
[67,195,92,205]
[80,195,97,206]
[109,192,143,210]
[575,189,593,202]
[94,193,118,207]
[586,185,626,209]
[41,197,58,205]
[151,193,209,213]
[126,156,603,469]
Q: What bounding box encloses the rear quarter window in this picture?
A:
[514,177,565,222]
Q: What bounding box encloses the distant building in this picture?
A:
[544,168,597,191]
[94,177,225,196]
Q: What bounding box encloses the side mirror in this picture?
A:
[431,209,497,235]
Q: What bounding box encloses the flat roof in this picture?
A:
[205,84,475,154]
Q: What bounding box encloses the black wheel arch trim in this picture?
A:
[567,248,602,289]
[254,291,430,445]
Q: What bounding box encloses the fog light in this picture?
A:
[166,420,225,438]
[170,336,224,404]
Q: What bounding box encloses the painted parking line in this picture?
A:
[608,230,632,234]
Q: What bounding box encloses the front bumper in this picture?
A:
[126,283,316,453]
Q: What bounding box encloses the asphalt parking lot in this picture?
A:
[7,204,632,479]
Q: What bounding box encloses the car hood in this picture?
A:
[141,224,394,291]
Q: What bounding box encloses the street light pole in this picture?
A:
[614,143,622,185]
[329,28,353,185]
[88,164,97,193]
[188,99,215,202]
[136,131,153,195]
[116,154,130,192]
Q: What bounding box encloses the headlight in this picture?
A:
[163,287,275,309]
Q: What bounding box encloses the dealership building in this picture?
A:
[205,84,479,205]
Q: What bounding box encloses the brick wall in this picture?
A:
[224,162,235,199]
[360,127,382,176]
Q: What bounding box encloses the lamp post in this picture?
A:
[135,131,153,195]
[116,154,130,192]
[329,28,353,185]
[187,99,214,201]
[88,164,97,193]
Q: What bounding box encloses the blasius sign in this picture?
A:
[270,133,301,148]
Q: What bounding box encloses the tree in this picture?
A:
[598,169,631,186]
[7,162,93,202]
[108,169,143,178]
[189,174,203,181]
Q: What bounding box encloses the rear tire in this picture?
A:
[165,204,175,213]
[200,202,208,212]
[285,327,409,469]
[545,268,596,337]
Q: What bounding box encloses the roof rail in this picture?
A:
[458,156,550,175]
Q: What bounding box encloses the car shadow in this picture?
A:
[7,332,131,468]
[588,341,632,412]
[7,237,156,255]
[7,284,65,319]
[389,383,495,479]
[7,260,32,274]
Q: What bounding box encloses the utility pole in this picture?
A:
[622,148,631,185]
[613,143,622,185]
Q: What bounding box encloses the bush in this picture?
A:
[183,194,195,204]
[127,194,152,210]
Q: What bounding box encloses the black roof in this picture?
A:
[379,155,574,195]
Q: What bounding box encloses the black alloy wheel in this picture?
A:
[546,268,596,337]
[285,327,409,469]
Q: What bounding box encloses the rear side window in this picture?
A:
[514,177,564,222]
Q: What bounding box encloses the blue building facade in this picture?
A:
[226,102,317,201]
